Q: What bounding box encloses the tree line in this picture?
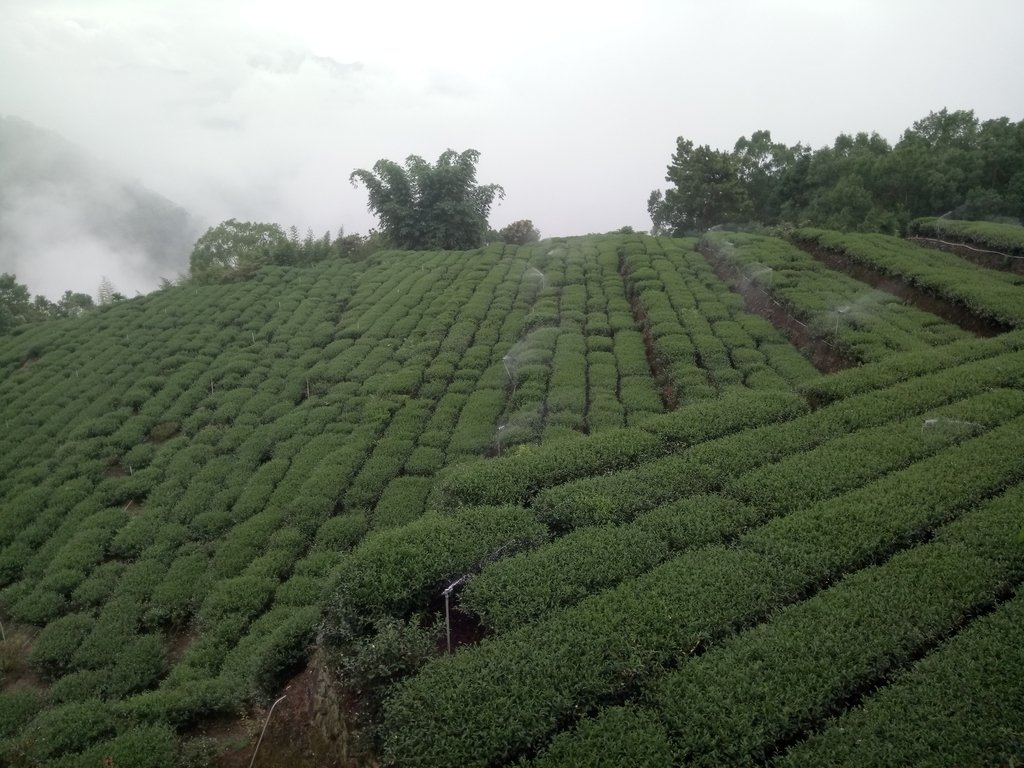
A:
[0,273,119,334]
[648,108,1024,235]
[189,149,539,283]
[1,147,542,334]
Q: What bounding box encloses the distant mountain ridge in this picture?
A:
[0,115,201,297]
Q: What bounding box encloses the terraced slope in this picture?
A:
[1,232,1022,766]
[792,228,1024,329]
[909,216,1024,273]
[382,341,1024,766]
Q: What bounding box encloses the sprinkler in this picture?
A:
[502,354,518,385]
[442,575,468,654]
[921,417,983,435]
[834,305,850,335]
[529,267,546,291]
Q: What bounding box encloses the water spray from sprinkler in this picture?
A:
[921,417,984,434]
[746,263,773,287]
[529,267,546,291]
[834,305,851,335]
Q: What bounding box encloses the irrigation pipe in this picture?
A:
[908,236,1023,260]
[248,695,287,768]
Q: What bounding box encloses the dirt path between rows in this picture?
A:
[907,236,1024,275]
[698,246,858,374]
[794,240,1012,337]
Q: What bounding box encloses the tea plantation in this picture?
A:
[1,231,1022,766]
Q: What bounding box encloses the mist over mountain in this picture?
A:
[0,115,202,299]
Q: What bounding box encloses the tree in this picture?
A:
[649,139,752,235]
[350,149,504,250]
[0,273,33,333]
[189,219,289,282]
[97,276,121,306]
[733,130,794,223]
[55,291,95,319]
[497,220,540,245]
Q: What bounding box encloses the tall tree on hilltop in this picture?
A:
[350,149,505,250]
[649,139,751,235]
[733,130,794,223]
[0,273,33,333]
[188,219,290,283]
[650,109,1024,235]
[497,219,541,245]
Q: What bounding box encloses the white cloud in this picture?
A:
[1,0,1023,293]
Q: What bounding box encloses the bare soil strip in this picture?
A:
[212,657,354,768]
[618,252,680,410]
[797,241,1012,337]
[908,236,1024,275]
[698,246,857,374]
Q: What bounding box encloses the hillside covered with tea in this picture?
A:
[1,226,1023,766]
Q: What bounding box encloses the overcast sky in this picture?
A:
[2,0,1023,297]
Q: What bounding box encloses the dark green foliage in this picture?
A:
[650,109,1024,233]
[649,139,752,234]
[434,427,660,509]
[5,700,121,763]
[189,218,360,283]
[533,706,675,768]
[382,416,1024,767]
[373,476,433,529]
[404,445,446,476]
[551,484,1024,767]
[147,547,210,626]
[496,219,541,245]
[104,633,168,697]
[461,525,669,632]
[0,689,42,740]
[331,616,441,706]
[45,725,180,768]
[701,231,972,361]
[910,216,1024,256]
[799,331,1024,405]
[315,512,370,552]
[793,227,1024,327]
[350,149,504,250]
[219,605,318,693]
[0,273,41,334]
[781,590,1024,768]
[197,575,276,629]
[324,507,548,634]
[50,668,111,703]
[9,586,65,624]
[383,547,781,767]
[2,230,1024,764]
[435,390,804,510]
[28,612,95,676]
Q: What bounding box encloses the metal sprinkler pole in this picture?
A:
[834,306,850,336]
[442,576,467,654]
[445,589,452,654]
